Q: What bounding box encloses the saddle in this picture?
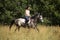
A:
[21,16,30,24]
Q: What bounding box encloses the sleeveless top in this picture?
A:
[25,9,30,17]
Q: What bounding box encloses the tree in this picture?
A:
[0,0,60,25]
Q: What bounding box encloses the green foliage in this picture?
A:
[0,0,60,25]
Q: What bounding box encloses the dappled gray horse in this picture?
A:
[9,13,42,32]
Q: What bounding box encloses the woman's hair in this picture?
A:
[26,6,30,9]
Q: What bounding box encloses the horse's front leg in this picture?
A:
[35,26,39,32]
[33,23,39,32]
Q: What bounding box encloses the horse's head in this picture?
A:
[34,12,44,22]
[38,13,44,22]
[34,12,40,19]
[31,12,43,22]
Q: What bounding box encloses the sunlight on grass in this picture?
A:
[0,25,60,40]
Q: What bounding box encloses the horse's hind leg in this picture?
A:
[18,26,20,31]
[9,20,14,30]
[15,27,18,32]
[15,24,20,32]
[9,24,13,30]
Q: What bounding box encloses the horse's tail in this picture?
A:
[9,19,15,30]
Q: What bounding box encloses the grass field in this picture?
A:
[0,25,60,40]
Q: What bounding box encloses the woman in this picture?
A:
[25,6,31,24]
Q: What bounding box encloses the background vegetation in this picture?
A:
[0,0,60,25]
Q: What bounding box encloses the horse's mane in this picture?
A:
[31,13,39,19]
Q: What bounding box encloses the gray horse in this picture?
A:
[9,13,43,32]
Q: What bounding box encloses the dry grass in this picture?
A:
[0,25,60,40]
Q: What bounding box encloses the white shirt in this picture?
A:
[25,9,30,16]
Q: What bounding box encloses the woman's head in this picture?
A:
[26,6,30,10]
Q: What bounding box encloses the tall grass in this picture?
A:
[0,25,60,40]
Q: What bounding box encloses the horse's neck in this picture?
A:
[31,15,38,22]
[31,15,37,18]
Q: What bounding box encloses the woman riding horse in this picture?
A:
[9,12,41,32]
[25,6,31,24]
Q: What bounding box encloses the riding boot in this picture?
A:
[25,20,28,25]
